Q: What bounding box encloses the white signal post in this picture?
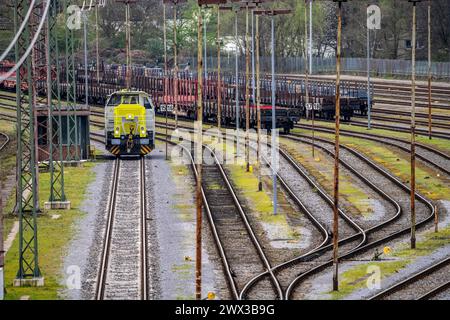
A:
[255,8,292,215]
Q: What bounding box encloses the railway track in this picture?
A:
[95,157,148,300]
[197,143,283,299]
[155,122,439,301]
[295,123,450,176]
[0,92,446,300]
[282,134,435,299]
[54,120,443,300]
[369,256,450,300]
[344,120,450,140]
[0,131,10,152]
[354,114,450,131]
[418,280,450,300]
[371,108,450,122]
[153,122,411,301]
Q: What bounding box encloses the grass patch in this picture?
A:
[330,260,410,300]
[3,162,96,300]
[329,226,450,300]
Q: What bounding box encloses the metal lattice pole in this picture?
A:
[31,0,46,205]
[64,0,79,162]
[14,0,42,284]
[47,0,67,206]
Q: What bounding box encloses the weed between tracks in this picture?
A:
[2,162,96,300]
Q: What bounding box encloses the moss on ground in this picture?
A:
[280,138,374,218]
[3,162,96,300]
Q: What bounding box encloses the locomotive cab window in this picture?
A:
[144,97,153,109]
[122,95,138,104]
[106,94,121,107]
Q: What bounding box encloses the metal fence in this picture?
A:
[185,56,450,80]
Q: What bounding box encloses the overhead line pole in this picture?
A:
[64,0,79,162]
[173,2,179,128]
[95,4,100,83]
[245,3,250,172]
[256,12,261,192]
[116,0,136,90]
[216,5,221,131]
[47,0,68,209]
[427,0,432,140]
[332,0,346,292]
[367,14,371,130]
[195,0,205,301]
[14,0,42,287]
[309,0,312,73]
[305,0,313,158]
[409,0,421,250]
[163,2,168,159]
[234,0,262,171]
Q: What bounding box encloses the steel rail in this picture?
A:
[417,280,450,300]
[95,158,120,300]
[140,156,148,300]
[94,157,148,300]
[0,131,10,152]
[295,123,450,175]
[155,122,409,301]
[369,256,450,300]
[154,134,283,299]
[153,123,400,301]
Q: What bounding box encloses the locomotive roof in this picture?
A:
[109,90,149,96]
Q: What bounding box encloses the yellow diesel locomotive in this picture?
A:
[105,90,155,156]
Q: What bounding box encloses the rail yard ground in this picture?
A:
[0,79,449,302]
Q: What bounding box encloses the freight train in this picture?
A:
[2,61,371,131]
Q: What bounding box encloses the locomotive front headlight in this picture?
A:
[141,126,146,134]
[115,127,120,135]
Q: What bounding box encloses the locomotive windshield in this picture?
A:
[106,93,141,107]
